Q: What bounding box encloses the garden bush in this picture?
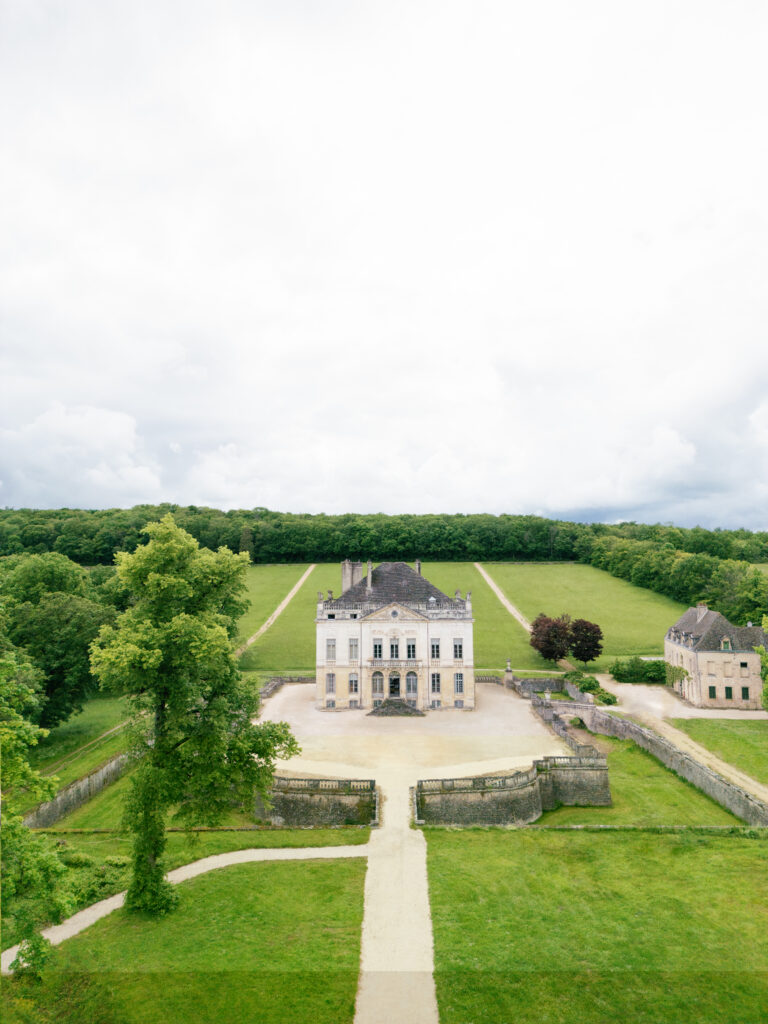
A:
[610,657,667,683]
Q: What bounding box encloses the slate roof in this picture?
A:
[326,561,460,609]
[668,606,768,652]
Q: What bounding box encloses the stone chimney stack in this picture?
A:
[351,561,363,587]
[696,603,708,622]
[366,560,373,592]
[341,559,353,593]
[415,559,422,575]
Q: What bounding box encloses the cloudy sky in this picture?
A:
[2,1,767,527]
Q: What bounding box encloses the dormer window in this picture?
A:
[721,638,732,651]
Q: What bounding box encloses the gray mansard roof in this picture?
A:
[326,561,462,610]
[667,606,768,653]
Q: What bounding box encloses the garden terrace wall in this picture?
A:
[23,753,133,828]
[254,777,377,827]
[259,676,315,701]
[414,756,610,826]
[571,704,768,827]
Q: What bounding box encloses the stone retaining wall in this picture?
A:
[259,676,315,701]
[23,753,134,828]
[572,705,768,826]
[414,756,611,826]
[254,777,377,827]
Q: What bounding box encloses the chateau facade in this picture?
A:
[664,604,766,710]
[315,560,475,711]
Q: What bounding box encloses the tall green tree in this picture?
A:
[90,515,299,914]
[0,618,72,973]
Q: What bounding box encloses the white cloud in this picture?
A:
[1,2,767,527]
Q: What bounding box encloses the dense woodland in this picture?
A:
[1,505,768,626]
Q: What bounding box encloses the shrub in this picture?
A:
[609,657,667,683]
[59,851,95,868]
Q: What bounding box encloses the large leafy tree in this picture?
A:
[9,592,116,727]
[90,515,299,914]
[0,618,72,973]
[529,613,572,664]
[569,618,604,667]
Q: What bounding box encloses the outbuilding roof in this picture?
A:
[667,605,768,652]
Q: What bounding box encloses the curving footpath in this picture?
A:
[1,843,366,976]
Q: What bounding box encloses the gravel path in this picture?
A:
[234,563,316,657]
[597,674,768,804]
[474,562,531,630]
[1,843,366,975]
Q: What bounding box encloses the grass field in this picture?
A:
[669,719,768,787]
[29,697,129,773]
[483,562,687,668]
[235,564,312,642]
[4,859,367,1024]
[239,564,340,673]
[422,563,550,672]
[427,829,768,1023]
[537,736,739,826]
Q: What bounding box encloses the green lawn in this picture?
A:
[4,859,367,1024]
[669,719,768,787]
[427,829,768,1024]
[29,697,129,773]
[482,562,687,669]
[235,564,312,642]
[537,736,739,826]
[239,564,340,673]
[422,563,551,672]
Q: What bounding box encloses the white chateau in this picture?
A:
[315,560,475,711]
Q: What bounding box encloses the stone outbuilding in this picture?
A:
[664,603,767,710]
[315,560,475,711]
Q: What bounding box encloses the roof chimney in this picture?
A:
[341,559,353,594]
[696,603,707,623]
[415,559,422,575]
[366,560,373,592]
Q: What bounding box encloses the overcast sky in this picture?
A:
[1,1,767,528]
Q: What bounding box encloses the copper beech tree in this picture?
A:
[90,515,299,914]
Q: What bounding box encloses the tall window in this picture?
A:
[349,674,359,694]
[406,672,417,694]
[431,639,440,659]
[742,687,750,700]
[453,639,463,660]
[431,672,441,694]
[372,672,384,695]
[390,640,399,659]
[454,672,464,694]
[373,640,382,659]
[725,686,733,700]
[407,640,416,659]
[325,673,335,694]
[349,637,359,661]
[708,685,716,699]
[326,639,336,661]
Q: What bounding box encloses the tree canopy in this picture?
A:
[90,514,299,913]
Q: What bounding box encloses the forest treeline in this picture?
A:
[1,505,768,624]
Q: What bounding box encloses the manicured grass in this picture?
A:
[235,563,312,642]
[422,563,551,672]
[427,829,768,1023]
[239,564,339,672]
[482,562,687,669]
[538,735,739,826]
[6,859,367,1024]
[29,696,129,773]
[669,719,768,787]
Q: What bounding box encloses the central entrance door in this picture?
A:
[389,673,401,697]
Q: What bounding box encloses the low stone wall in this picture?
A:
[505,674,564,697]
[254,777,377,827]
[23,753,134,829]
[259,676,315,701]
[575,705,768,827]
[415,756,611,826]
[530,697,601,758]
[476,674,503,684]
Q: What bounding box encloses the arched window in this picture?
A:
[372,672,384,695]
[406,672,417,694]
